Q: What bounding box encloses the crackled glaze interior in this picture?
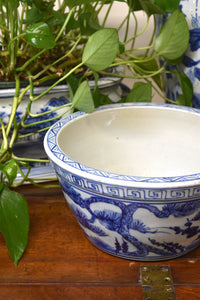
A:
[57,106,200,177]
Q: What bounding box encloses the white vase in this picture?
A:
[164,0,200,107]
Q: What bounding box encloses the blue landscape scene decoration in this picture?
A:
[59,176,200,261]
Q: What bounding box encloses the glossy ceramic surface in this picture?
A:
[44,103,200,261]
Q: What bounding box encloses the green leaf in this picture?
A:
[65,15,79,32]
[65,69,79,99]
[175,72,193,107]
[126,82,152,102]
[46,11,66,27]
[20,0,33,5]
[32,0,54,11]
[82,28,119,71]
[23,7,44,24]
[20,0,33,4]
[64,0,98,9]
[134,58,162,88]
[119,42,125,54]
[125,0,163,15]
[126,0,180,14]
[176,95,186,106]
[9,0,19,8]
[154,0,180,12]
[72,81,94,113]
[93,87,113,108]
[154,9,189,62]
[26,22,56,49]
[0,186,29,265]
[80,13,101,35]
[139,1,164,16]
[0,183,4,194]
[126,0,143,11]
[3,159,18,185]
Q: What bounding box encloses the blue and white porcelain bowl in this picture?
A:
[44,103,200,261]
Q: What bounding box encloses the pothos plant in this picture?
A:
[0,0,192,264]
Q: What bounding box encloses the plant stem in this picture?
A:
[12,154,49,164]
[101,0,114,27]
[5,77,20,138]
[16,49,46,72]
[22,178,60,189]
[27,103,71,118]
[21,105,71,129]
[124,14,150,46]
[123,8,131,43]
[101,62,165,80]
[145,15,156,57]
[0,119,8,151]
[8,1,18,72]
[32,61,84,102]
[55,7,75,42]
[31,36,82,81]
[131,12,138,49]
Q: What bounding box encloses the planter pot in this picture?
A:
[162,1,200,107]
[0,66,124,142]
[44,103,200,261]
[0,66,128,181]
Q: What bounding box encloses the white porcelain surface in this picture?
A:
[58,104,200,178]
[44,103,200,261]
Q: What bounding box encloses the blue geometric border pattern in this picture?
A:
[46,103,200,185]
[53,163,200,201]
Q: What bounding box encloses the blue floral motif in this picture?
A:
[70,204,107,236]
[0,110,22,125]
[0,111,8,124]
[194,67,200,81]
[182,55,200,67]
[114,238,129,254]
[0,95,70,142]
[148,239,185,253]
[92,209,122,231]
[59,177,200,260]
[189,28,200,51]
[170,218,200,238]
[193,93,200,108]
[192,210,200,221]
[46,96,69,107]
[24,109,57,127]
[20,96,69,140]
[129,219,155,234]
[161,202,199,217]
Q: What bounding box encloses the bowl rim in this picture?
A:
[44,102,200,188]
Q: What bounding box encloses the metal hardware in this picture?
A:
[140,265,176,300]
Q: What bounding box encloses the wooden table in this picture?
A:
[0,183,199,300]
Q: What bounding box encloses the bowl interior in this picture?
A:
[57,106,200,177]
